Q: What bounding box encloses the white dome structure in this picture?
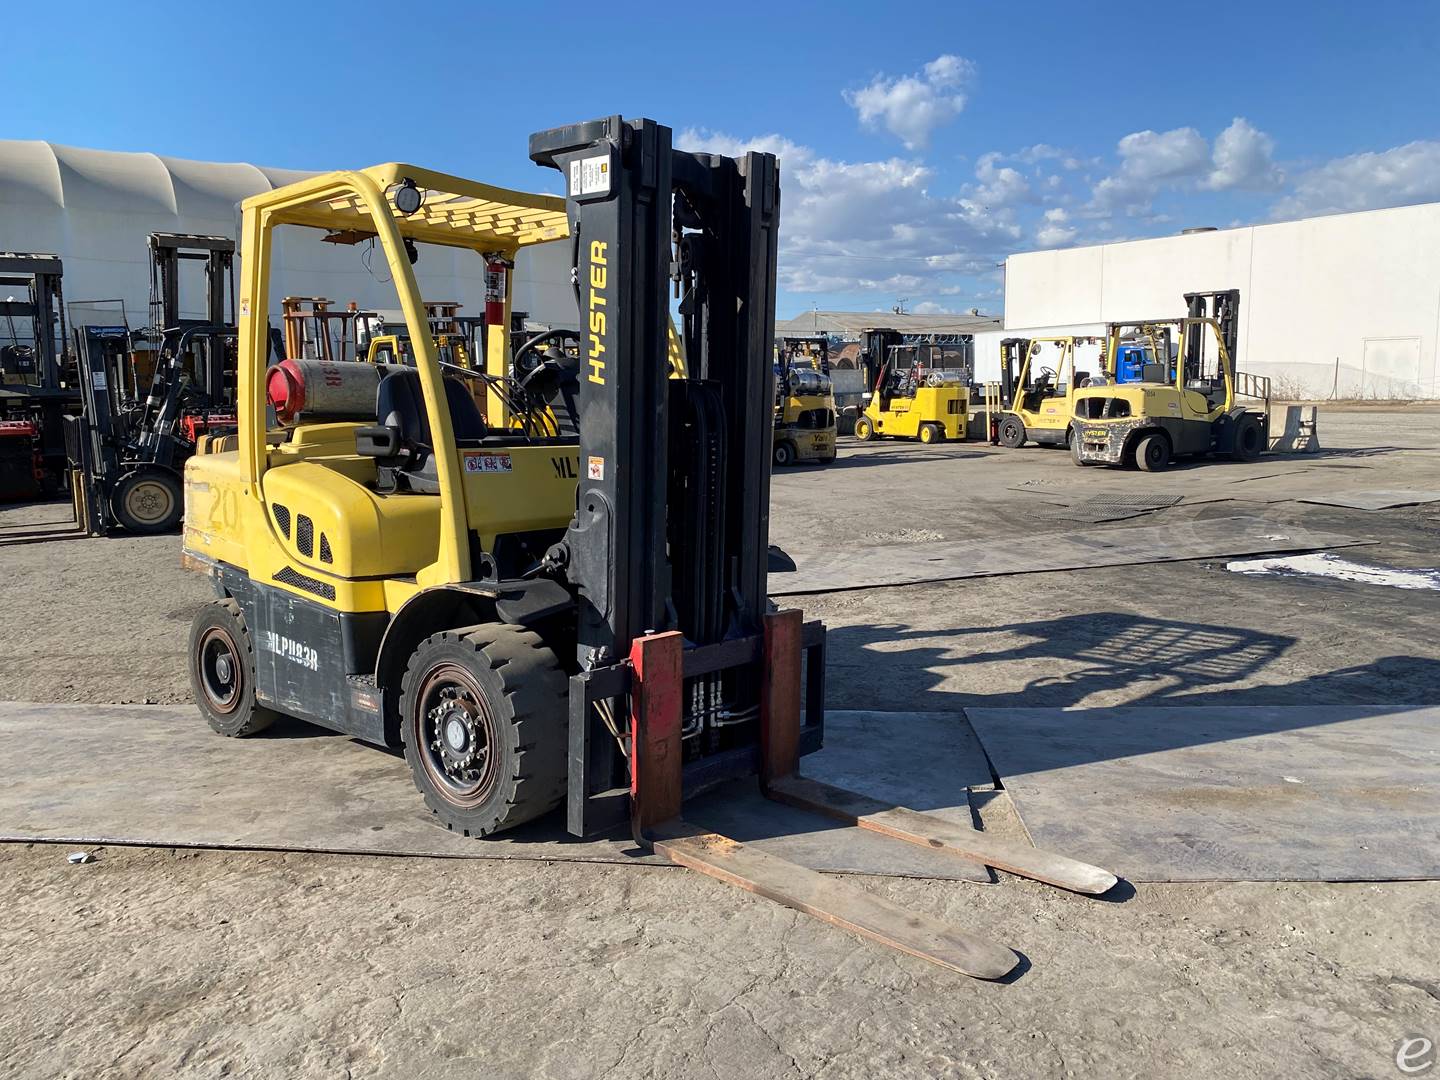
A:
[0,140,574,333]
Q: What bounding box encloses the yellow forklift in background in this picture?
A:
[1071,289,1266,471]
[772,334,836,466]
[994,336,1092,450]
[853,327,968,443]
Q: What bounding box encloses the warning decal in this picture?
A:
[463,451,513,474]
[569,155,611,197]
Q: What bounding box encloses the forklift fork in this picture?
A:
[627,611,1117,980]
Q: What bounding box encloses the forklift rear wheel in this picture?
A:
[998,416,1026,448]
[853,417,875,441]
[1230,414,1265,462]
[773,440,797,468]
[189,598,277,737]
[1070,433,1093,466]
[111,467,183,535]
[400,624,567,837]
[918,423,944,444]
[1135,433,1172,472]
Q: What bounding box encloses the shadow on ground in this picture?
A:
[824,612,1440,773]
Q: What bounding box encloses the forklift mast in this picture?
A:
[1183,289,1240,386]
[999,337,1030,405]
[531,116,817,837]
[148,233,235,333]
[859,327,902,397]
[0,253,68,393]
[531,116,778,671]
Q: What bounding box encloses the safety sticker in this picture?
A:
[569,155,611,197]
[91,370,107,391]
[484,265,507,303]
[464,451,513,473]
[587,455,605,480]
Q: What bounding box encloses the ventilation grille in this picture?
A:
[296,514,314,557]
[272,503,291,537]
[274,566,335,601]
[319,533,333,564]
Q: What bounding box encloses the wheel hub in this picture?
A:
[198,628,241,713]
[428,688,489,778]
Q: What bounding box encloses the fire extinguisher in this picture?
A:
[484,256,510,328]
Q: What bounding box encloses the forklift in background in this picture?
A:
[772,334,836,466]
[993,336,1094,449]
[1071,289,1267,471]
[64,235,242,533]
[179,119,1113,979]
[0,252,78,497]
[853,327,969,443]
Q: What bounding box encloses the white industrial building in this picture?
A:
[990,201,1440,400]
[0,140,574,336]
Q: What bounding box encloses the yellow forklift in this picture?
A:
[853,327,968,443]
[180,117,1113,978]
[1071,290,1266,471]
[994,336,1092,449]
[772,334,836,466]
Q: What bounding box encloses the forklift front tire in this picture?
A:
[400,624,568,838]
[853,417,875,441]
[1229,413,1265,462]
[998,416,1026,448]
[190,598,277,737]
[111,467,183,535]
[1135,433,1172,472]
[773,440,797,468]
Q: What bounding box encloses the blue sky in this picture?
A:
[6,0,1439,318]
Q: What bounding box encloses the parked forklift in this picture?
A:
[772,334,836,466]
[66,235,240,533]
[179,118,1112,979]
[0,252,78,497]
[853,327,969,443]
[1071,290,1266,471]
[994,336,1092,449]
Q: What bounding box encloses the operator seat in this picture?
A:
[372,369,488,494]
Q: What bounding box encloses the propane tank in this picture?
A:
[786,368,832,397]
[925,370,967,387]
[266,359,392,425]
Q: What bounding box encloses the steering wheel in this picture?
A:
[1034,366,1056,388]
[514,328,581,401]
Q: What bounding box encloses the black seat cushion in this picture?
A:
[375,369,488,450]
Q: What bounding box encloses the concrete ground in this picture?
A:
[2,407,1438,1078]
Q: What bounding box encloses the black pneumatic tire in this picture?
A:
[189,598,278,737]
[998,415,1026,448]
[1230,413,1265,462]
[1135,433,1172,472]
[400,623,568,837]
[773,440,797,468]
[853,416,875,441]
[111,466,183,535]
[918,423,944,444]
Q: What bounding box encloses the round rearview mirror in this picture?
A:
[393,178,423,216]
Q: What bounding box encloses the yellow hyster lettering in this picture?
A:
[587,241,609,385]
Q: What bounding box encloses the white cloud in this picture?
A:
[677,127,1018,304]
[1203,118,1283,191]
[844,54,975,150]
[1034,208,1077,248]
[968,151,1033,208]
[1089,119,1284,213]
[1090,126,1210,213]
[1272,139,1440,218]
